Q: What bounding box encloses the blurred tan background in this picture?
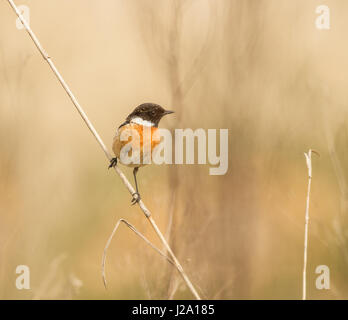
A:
[1,0,348,299]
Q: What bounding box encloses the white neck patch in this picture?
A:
[131,117,155,127]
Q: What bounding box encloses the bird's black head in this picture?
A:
[126,103,174,127]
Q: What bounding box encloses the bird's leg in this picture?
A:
[131,167,141,205]
[108,157,118,169]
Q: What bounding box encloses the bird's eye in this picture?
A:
[151,110,155,115]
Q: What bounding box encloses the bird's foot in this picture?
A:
[131,192,141,205]
[108,157,117,169]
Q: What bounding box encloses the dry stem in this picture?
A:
[7,0,201,300]
[102,218,174,288]
[302,149,319,300]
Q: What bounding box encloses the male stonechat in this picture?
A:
[109,103,174,204]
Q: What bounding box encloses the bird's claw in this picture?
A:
[108,157,117,169]
[131,192,141,205]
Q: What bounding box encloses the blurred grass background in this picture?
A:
[1,0,348,299]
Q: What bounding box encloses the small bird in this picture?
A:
[109,103,174,204]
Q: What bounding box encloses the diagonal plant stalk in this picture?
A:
[7,0,201,300]
[102,218,175,289]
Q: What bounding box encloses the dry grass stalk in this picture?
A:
[102,218,174,289]
[302,149,319,300]
[7,0,201,300]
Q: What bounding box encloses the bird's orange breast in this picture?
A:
[112,123,160,167]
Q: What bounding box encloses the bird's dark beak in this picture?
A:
[163,110,174,115]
